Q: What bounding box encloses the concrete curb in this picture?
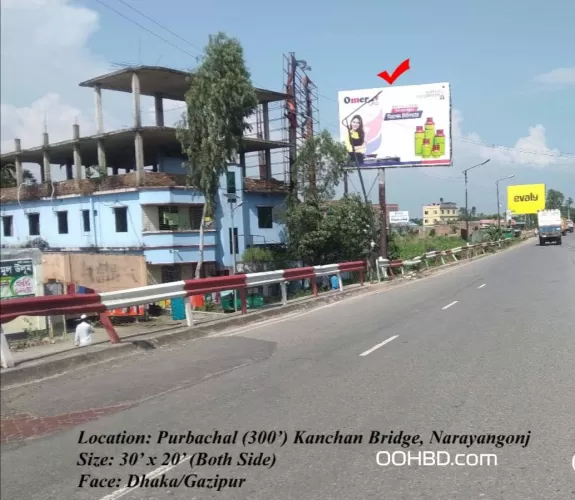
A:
[1,239,529,388]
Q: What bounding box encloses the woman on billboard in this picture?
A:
[345,114,366,166]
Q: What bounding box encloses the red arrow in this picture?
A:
[377,59,411,85]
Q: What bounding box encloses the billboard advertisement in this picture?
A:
[389,211,410,224]
[0,259,35,300]
[507,184,546,214]
[338,82,452,169]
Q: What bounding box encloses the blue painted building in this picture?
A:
[0,66,290,285]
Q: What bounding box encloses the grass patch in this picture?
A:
[395,235,467,260]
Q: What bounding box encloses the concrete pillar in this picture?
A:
[132,72,144,185]
[14,138,23,185]
[42,132,51,183]
[134,132,144,184]
[73,124,82,180]
[94,84,104,134]
[262,102,270,140]
[184,298,194,327]
[154,94,164,126]
[97,140,107,171]
[239,152,246,177]
[262,102,271,179]
[132,72,142,129]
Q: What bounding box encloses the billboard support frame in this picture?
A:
[340,91,384,258]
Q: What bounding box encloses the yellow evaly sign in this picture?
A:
[507,184,546,214]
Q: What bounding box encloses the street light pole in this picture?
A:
[462,159,490,241]
[496,175,515,231]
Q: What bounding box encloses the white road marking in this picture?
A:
[477,284,486,289]
[99,455,190,500]
[359,335,399,357]
[442,301,458,310]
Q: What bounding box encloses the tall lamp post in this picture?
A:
[462,159,490,241]
[496,175,515,231]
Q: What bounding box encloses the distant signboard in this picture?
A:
[0,259,35,300]
[389,211,410,224]
[507,184,546,215]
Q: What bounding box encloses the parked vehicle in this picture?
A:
[537,210,562,246]
[566,219,574,233]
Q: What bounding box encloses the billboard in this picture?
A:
[0,259,35,300]
[389,211,410,224]
[338,82,452,169]
[507,184,546,214]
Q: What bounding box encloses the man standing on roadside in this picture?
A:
[75,314,94,347]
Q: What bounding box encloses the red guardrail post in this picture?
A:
[239,287,247,314]
[312,275,318,297]
[99,313,121,344]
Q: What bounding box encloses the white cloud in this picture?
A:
[0,94,95,153]
[0,0,127,154]
[532,67,575,87]
[451,108,562,168]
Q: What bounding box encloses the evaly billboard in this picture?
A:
[338,82,452,168]
[507,184,546,214]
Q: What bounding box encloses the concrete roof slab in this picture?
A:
[0,127,289,167]
[78,66,289,103]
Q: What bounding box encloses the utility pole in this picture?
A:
[378,169,388,259]
[230,200,243,312]
[496,174,515,231]
[462,159,490,241]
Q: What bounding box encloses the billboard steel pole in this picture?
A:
[378,169,388,259]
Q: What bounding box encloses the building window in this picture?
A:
[28,213,40,236]
[441,210,445,215]
[157,206,204,231]
[57,211,68,234]
[424,211,428,215]
[257,206,273,229]
[161,265,182,283]
[82,210,91,232]
[229,227,239,254]
[2,216,13,237]
[424,219,429,225]
[158,206,179,230]
[114,207,128,233]
[226,171,236,195]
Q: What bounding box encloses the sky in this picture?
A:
[1,0,574,217]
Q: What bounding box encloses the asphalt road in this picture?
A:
[1,236,574,500]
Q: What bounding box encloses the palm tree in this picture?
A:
[0,164,37,188]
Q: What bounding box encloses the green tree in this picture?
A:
[322,195,377,262]
[546,189,564,210]
[285,131,358,264]
[176,32,258,278]
[292,130,348,203]
[0,164,37,188]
